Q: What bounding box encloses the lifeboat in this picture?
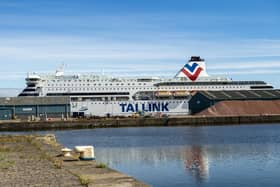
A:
[173,91,190,97]
[155,91,172,97]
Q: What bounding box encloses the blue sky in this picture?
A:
[0,0,280,88]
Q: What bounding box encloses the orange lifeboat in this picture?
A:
[155,91,172,97]
[173,90,190,97]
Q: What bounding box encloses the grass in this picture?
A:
[0,154,6,161]
[19,155,25,159]
[0,153,15,169]
[0,146,11,152]
[78,175,91,186]
[0,160,15,169]
[68,169,92,186]
[53,159,63,169]
[0,135,62,171]
[95,162,107,168]
[29,136,64,169]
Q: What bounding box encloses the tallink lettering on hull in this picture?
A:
[120,102,169,113]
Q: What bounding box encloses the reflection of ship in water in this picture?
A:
[185,146,209,182]
[95,145,210,182]
[94,144,276,184]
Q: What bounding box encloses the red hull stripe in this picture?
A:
[181,67,203,81]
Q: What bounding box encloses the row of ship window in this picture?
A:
[47,85,246,91]
[72,101,186,105]
[46,79,144,83]
[47,87,156,91]
[47,83,147,86]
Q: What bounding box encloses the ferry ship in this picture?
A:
[19,56,273,116]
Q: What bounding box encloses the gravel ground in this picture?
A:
[0,136,83,187]
[0,135,150,187]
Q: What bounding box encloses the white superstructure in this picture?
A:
[19,56,273,116]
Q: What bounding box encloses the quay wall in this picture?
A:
[1,115,280,131]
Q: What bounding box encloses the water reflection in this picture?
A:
[185,146,209,182]
[182,125,210,182]
[93,142,280,186]
[94,145,211,183]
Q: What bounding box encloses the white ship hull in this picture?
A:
[71,99,189,117]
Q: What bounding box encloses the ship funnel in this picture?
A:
[175,56,209,81]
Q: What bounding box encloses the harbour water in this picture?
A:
[2,124,280,187]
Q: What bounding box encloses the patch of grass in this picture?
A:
[0,154,15,170]
[39,152,52,161]
[0,160,15,169]
[78,175,91,186]
[0,154,6,161]
[0,146,11,152]
[95,162,107,168]
[19,155,25,159]
[53,159,63,169]
[14,144,25,152]
[31,141,42,151]
[29,137,64,169]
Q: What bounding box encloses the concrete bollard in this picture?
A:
[74,146,95,160]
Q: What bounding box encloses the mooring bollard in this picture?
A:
[74,146,95,160]
[61,147,72,157]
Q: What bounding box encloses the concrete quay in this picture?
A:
[1,115,280,131]
[0,135,150,187]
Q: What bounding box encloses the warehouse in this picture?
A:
[0,97,70,120]
[189,90,280,116]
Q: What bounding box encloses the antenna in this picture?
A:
[55,62,66,77]
[59,62,66,72]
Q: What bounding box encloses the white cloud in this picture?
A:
[208,61,280,70]
[0,36,280,61]
[0,35,280,87]
[212,69,280,75]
